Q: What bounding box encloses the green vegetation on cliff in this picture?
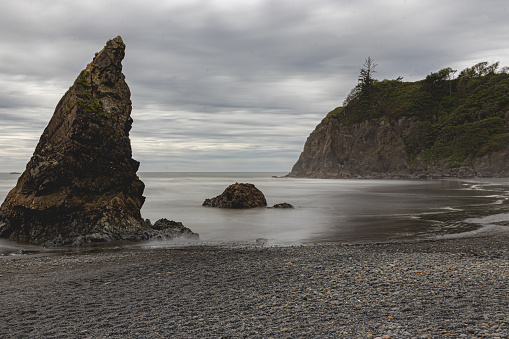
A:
[331,61,509,167]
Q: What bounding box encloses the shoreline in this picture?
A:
[1,221,509,257]
[1,230,508,338]
[1,220,508,257]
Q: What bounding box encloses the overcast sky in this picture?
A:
[1,0,508,172]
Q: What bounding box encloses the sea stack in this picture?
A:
[0,37,149,245]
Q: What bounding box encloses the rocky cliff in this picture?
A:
[290,115,414,178]
[0,37,196,245]
[289,63,509,179]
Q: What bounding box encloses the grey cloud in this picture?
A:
[2,0,509,172]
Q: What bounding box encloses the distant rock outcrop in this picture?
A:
[288,62,509,179]
[289,113,509,179]
[289,116,415,179]
[0,36,197,246]
[203,183,267,208]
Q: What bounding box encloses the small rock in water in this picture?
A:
[271,202,294,209]
[202,183,267,208]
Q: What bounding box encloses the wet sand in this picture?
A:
[1,231,509,338]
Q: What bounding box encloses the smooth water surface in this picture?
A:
[1,172,509,254]
[139,173,509,245]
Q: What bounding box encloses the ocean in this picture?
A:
[1,172,509,252]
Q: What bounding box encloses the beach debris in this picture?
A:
[256,237,268,245]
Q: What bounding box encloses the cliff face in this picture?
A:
[289,113,509,179]
[290,116,414,178]
[0,37,147,245]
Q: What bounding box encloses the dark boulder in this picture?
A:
[203,183,267,208]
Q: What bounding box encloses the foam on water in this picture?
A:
[464,212,509,226]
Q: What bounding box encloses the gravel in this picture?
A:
[1,232,509,338]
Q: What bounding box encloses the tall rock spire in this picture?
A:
[0,36,148,245]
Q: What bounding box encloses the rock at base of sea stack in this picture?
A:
[0,36,196,246]
[203,183,267,208]
[149,218,199,240]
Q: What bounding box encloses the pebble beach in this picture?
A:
[1,231,509,338]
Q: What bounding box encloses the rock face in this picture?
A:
[0,36,195,246]
[289,116,414,179]
[203,183,267,208]
[288,113,509,179]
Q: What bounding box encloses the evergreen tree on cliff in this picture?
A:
[358,56,377,92]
